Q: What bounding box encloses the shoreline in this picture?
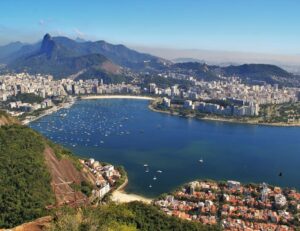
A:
[148,103,300,127]
[111,175,152,204]
[22,93,300,127]
[111,191,152,204]
[82,95,155,101]
[22,98,75,125]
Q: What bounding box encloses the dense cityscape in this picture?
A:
[0,72,299,123]
[155,180,300,230]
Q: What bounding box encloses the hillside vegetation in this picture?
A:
[48,202,219,231]
[0,125,55,228]
[0,110,19,126]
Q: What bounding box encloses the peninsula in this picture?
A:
[149,98,300,127]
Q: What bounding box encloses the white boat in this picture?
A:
[144,164,148,167]
[153,176,157,180]
[157,170,162,173]
[149,185,152,188]
[199,159,203,163]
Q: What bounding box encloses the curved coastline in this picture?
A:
[82,95,155,101]
[112,175,152,204]
[29,96,300,202]
[148,101,300,127]
[25,94,299,127]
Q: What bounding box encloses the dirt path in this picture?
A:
[44,146,86,205]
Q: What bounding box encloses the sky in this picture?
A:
[0,0,300,55]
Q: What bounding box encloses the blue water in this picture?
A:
[30,99,300,197]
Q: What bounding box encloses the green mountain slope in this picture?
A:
[48,202,219,231]
[0,110,19,126]
[171,62,300,86]
[0,125,55,228]
[219,64,293,84]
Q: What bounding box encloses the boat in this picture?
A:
[157,170,162,173]
[199,159,203,163]
[144,164,148,167]
[149,185,152,188]
[153,176,157,180]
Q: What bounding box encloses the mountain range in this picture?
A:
[0,34,299,86]
[0,34,168,82]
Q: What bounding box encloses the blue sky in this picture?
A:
[0,0,300,54]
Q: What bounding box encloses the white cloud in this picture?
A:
[73,28,85,38]
[38,18,54,27]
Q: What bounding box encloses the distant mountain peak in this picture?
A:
[40,33,56,58]
[6,34,169,79]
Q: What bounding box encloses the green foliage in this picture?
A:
[115,166,127,189]
[7,93,44,104]
[0,125,55,228]
[259,102,300,124]
[0,110,18,124]
[71,181,93,197]
[221,64,294,85]
[204,99,233,108]
[126,202,218,231]
[77,66,131,84]
[0,110,10,117]
[48,202,219,231]
[172,62,220,81]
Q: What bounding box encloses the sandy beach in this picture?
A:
[111,176,152,204]
[111,191,152,204]
[82,95,155,101]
